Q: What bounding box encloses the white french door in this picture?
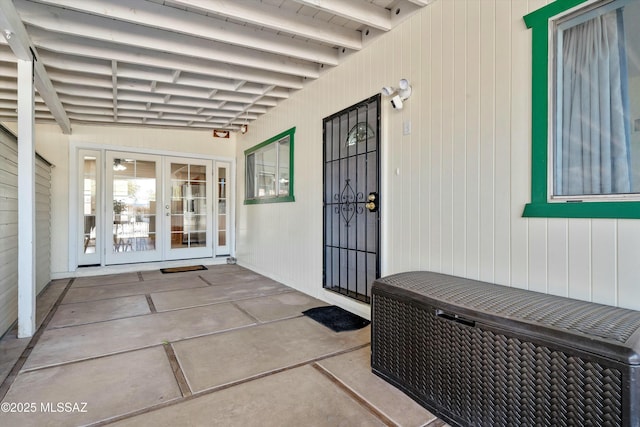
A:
[105,152,163,265]
[92,152,215,266]
[77,149,102,266]
[215,162,231,256]
[164,157,213,260]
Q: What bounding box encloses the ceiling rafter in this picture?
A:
[0,1,70,133]
[292,0,391,31]
[30,32,305,89]
[41,54,291,100]
[15,1,320,79]
[29,0,340,66]
[165,0,363,50]
[1,0,429,131]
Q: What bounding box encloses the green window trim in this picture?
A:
[523,0,640,219]
[244,127,295,205]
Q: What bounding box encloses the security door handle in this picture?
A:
[365,192,378,212]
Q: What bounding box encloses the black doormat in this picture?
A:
[160,265,208,274]
[302,305,370,332]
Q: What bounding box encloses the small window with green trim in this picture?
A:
[523,0,640,219]
[244,127,295,204]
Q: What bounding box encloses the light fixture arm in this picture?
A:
[381,78,412,110]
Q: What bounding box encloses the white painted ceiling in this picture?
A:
[0,0,428,133]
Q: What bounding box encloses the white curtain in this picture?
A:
[560,9,631,195]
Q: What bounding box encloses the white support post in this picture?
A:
[17,59,36,338]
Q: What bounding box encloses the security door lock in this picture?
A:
[365,192,378,212]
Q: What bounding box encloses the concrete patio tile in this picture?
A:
[72,272,142,287]
[0,334,30,386]
[234,291,327,322]
[48,295,151,328]
[0,347,181,427]
[62,275,209,304]
[173,316,370,393]
[317,346,437,427]
[35,280,69,327]
[0,280,69,384]
[24,303,255,370]
[140,263,243,282]
[198,269,269,285]
[112,365,386,427]
[150,279,291,312]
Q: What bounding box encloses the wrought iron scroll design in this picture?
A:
[333,179,364,227]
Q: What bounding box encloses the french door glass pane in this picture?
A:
[218,167,227,247]
[82,156,97,254]
[171,163,208,249]
[112,159,157,253]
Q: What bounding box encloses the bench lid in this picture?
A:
[373,271,640,365]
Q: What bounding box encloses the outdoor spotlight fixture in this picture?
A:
[381,78,412,110]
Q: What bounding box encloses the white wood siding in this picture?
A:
[0,126,52,335]
[0,127,19,334]
[236,0,640,312]
[35,157,51,294]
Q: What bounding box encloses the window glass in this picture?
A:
[523,0,640,218]
[554,0,640,198]
[244,127,295,204]
[278,140,290,196]
[256,143,277,197]
[246,153,255,199]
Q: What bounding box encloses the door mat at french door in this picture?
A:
[160,265,208,274]
[302,305,370,332]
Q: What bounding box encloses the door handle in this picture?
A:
[365,192,378,212]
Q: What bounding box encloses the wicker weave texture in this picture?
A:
[372,293,626,427]
[378,271,640,344]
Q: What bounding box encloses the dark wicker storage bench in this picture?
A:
[371,271,640,427]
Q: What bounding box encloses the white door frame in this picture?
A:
[105,151,163,265]
[76,148,102,266]
[163,156,213,261]
[69,142,235,271]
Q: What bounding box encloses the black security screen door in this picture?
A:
[323,95,380,303]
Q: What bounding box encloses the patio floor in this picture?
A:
[0,264,445,426]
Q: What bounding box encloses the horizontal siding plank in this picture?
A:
[0,198,17,211]
[0,263,18,286]
[0,129,52,335]
[0,184,18,199]
[0,223,18,239]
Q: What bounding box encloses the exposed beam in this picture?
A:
[16,1,320,79]
[45,57,291,100]
[166,0,363,50]
[33,32,304,90]
[0,1,71,133]
[292,0,391,31]
[30,0,339,66]
[16,59,36,338]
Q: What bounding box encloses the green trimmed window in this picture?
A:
[244,127,295,204]
[523,0,640,218]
